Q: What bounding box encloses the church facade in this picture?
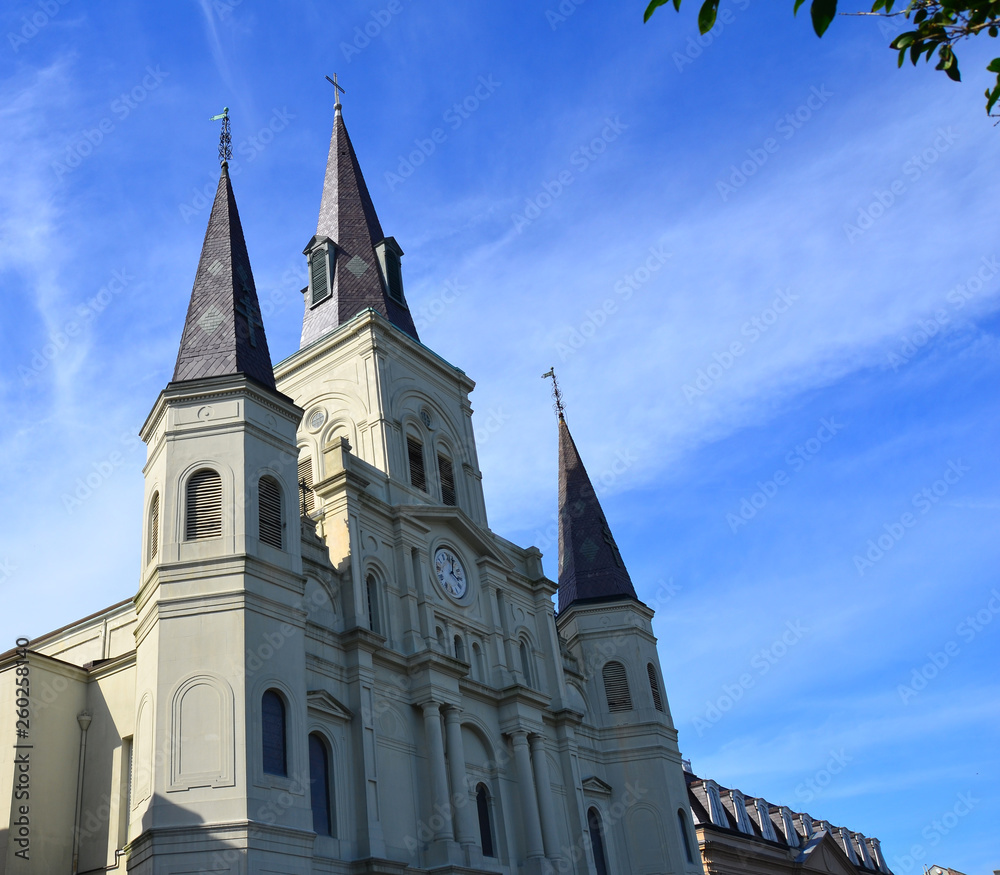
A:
[0,98,697,875]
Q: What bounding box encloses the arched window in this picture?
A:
[309,733,333,836]
[678,809,694,864]
[454,635,466,662]
[437,452,456,506]
[519,640,533,688]
[647,663,664,712]
[366,574,382,635]
[476,783,496,858]
[406,434,426,492]
[148,492,159,560]
[471,642,483,681]
[588,807,609,875]
[602,661,632,712]
[186,469,222,540]
[261,690,287,776]
[298,454,314,516]
[436,626,446,652]
[258,476,283,549]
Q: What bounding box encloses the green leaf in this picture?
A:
[987,58,1000,74]
[986,81,1000,114]
[697,0,720,33]
[810,0,838,36]
[794,0,808,13]
[643,0,672,22]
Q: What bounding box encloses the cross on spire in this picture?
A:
[542,367,566,419]
[325,74,345,108]
[210,106,232,164]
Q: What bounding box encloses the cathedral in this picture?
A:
[0,93,892,875]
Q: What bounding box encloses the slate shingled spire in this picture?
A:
[173,163,276,390]
[558,415,638,612]
[301,103,418,346]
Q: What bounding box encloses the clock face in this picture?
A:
[434,548,467,598]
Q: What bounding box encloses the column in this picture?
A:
[422,702,454,841]
[444,707,478,847]
[529,733,560,859]
[511,730,545,860]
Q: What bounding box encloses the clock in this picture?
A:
[434,547,467,598]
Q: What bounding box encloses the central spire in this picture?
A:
[301,96,418,347]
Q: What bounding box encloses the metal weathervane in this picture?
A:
[210,106,232,164]
[541,368,566,419]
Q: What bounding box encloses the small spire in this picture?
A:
[541,367,565,419]
[209,106,232,165]
[556,403,637,611]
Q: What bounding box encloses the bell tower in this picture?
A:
[131,145,312,872]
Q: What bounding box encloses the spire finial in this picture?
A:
[210,106,232,165]
[326,73,345,110]
[541,367,565,419]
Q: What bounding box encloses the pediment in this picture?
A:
[307,689,353,722]
[796,830,860,875]
[399,505,514,570]
[582,776,613,796]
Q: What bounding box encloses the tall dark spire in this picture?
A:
[557,415,638,612]
[173,163,276,390]
[301,103,418,347]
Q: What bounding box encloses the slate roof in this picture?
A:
[684,768,892,874]
[172,163,276,390]
[557,415,638,611]
[301,105,418,346]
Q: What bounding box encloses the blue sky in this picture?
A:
[1,1,997,871]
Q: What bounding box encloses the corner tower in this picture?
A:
[133,152,312,872]
[553,402,702,875]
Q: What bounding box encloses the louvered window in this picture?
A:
[298,456,314,515]
[185,469,222,540]
[647,663,664,712]
[438,454,456,506]
[385,249,404,304]
[602,661,632,712]
[262,690,287,776]
[407,436,426,492]
[309,733,332,836]
[259,476,282,549]
[148,493,159,560]
[310,248,330,305]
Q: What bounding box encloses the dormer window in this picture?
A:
[375,237,406,306]
[780,807,800,847]
[308,242,333,306]
[730,790,754,834]
[753,797,777,841]
[705,781,727,826]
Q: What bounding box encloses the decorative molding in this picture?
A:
[307,689,353,722]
